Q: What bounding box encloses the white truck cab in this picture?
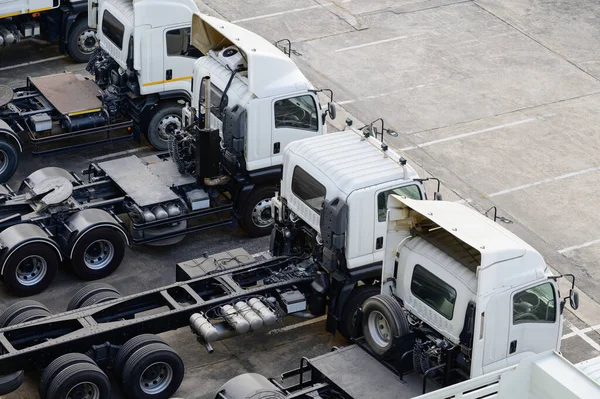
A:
[91,0,201,96]
[184,13,332,172]
[365,195,578,379]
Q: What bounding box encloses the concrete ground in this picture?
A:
[1,0,600,397]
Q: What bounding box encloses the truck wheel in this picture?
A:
[0,299,50,327]
[2,243,59,297]
[39,353,95,398]
[70,227,126,280]
[67,283,121,311]
[241,186,276,238]
[121,343,184,399]
[67,18,98,63]
[339,285,381,341]
[113,334,167,378]
[0,139,19,184]
[0,371,24,395]
[46,361,110,399]
[362,295,410,357]
[146,103,183,151]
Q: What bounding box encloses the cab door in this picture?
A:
[506,281,561,365]
[271,93,322,165]
[373,184,423,263]
[162,26,198,93]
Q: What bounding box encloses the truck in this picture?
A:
[0,122,427,398]
[0,0,205,182]
[0,11,335,296]
[0,0,95,62]
[215,348,600,399]
[216,193,589,399]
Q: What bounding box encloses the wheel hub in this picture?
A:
[67,381,100,399]
[368,310,392,348]
[157,115,181,141]
[0,149,8,175]
[251,198,273,228]
[78,30,98,54]
[140,362,173,394]
[84,240,115,270]
[16,255,47,286]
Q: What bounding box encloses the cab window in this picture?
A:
[513,283,556,324]
[166,27,200,57]
[411,265,456,320]
[377,185,422,222]
[292,166,326,212]
[102,11,124,50]
[274,95,318,131]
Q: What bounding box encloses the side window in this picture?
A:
[513,282,556,324]
[274,95,318,132]
[411,265,457,320]
[166,28,199,57]
[292,166,326,212]
[377,185,422,222]
[102,10,124,49]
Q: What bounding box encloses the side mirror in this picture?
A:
[387,129,398,137]
[570,290,579,310]
[434,192,442,201]
[328,103,336,120]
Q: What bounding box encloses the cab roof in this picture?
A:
[190,12,311,98]
[285,129,419,197]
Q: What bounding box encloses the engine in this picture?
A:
[169,129,197,175]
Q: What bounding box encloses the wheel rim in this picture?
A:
[77,29,98,54]
[15,255,47,286]
[251,198,273,228]
[66,381,100,399]
[84,240,114,270]
[0,149,8,175]
[367,310,392,348]
[139,361,173,395]
[157,115,181,141]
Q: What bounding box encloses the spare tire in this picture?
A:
[362,294,410,357]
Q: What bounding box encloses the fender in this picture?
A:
[132,91,191,134]
[59,3,88,49]
[0,224,63,275]
[0,120,23,152]
[61,209,129,258]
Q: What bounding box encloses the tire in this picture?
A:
[0,138,19,184]
[46,362,110,399]
[362,294,410,357]
[240,186,277,238]
[121,343,184,399]
[113,334,167,378]
[412,339,424,374]
[67,283,121,311]
[67,18,98,63]
[0,370,24,395]
[146,103,183,151]
[338,285,381,341]
[39,353,95,399]
[2,243,59,297]
[70,227,126,280]
[0,299,50,327]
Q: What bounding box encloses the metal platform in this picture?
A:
[309,345,426,399]
[30,72,103,115]
[141,155,196,187]
[98,155,181,207]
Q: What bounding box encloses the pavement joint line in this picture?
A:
[89,146,152,162]
[400,116,542,151]
[568,323,600,352]
[558,238,600,254]
[337,83,434,105]
[487,166,600,198]
[231,4,333,23]
[334,33,425,52]
[267,315,327,335]
[563,324,600,340]
[0,55,67,71]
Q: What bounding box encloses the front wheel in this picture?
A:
[240,186,276,238]
[146,103,183,151]
[67,18,98,63]
[0,138,19,184]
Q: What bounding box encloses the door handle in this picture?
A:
[376,237,383,250]
[273,142,280,154]
[166,69,173,80]
[509,340,517,354]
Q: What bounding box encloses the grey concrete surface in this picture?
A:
[1,0,600,397]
